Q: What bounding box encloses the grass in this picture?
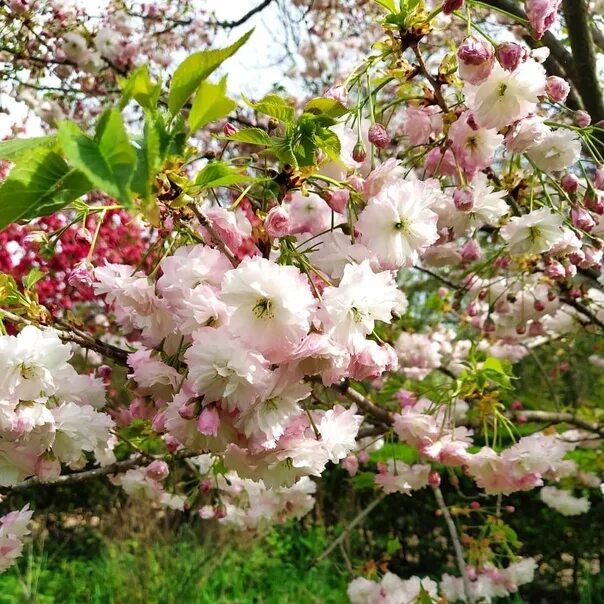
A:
[0,524,350,604]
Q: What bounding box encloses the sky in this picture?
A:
[0,1,289,137]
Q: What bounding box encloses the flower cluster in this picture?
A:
[0,326,112,486]
[0,505,33,572]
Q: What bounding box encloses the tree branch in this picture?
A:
[213,0,275,29]
[562,0,604,124]
[510,410,604,437]
[314,493,387,564]
[188,202,239,267]
[1,456,146,494]
[432,484,476,604]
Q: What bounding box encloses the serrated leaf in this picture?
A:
[23,267,46,290]
[0,136,56,161]
[303,97,349,119]
[226,127,273,146]
[195,161,253,189]
[168,29,253,115]
[189,77,237,132]
[0,148,91,230]
[119,64,161,110]
[247,93,295,123]
[131,114,162,205]
[58,109,136,205]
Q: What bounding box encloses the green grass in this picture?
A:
[0,525,350,604]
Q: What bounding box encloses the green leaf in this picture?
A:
[58,109,136,205]
[374,0,397,11]
[0,148,91,230]
[247,94,295,123]
[131,114,162,203]
[350,472,376,491]
[168,29,253,115]
[23,267,46,290]
[225,127,273,146]
[189,77,237,132]
[303,97,349,119]
[0,136,56,161]
[386,538,402,556]
[195,161,253,189]
[119,65,161,110]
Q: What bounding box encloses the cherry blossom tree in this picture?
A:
[0,1,603,602]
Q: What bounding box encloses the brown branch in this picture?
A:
[314,493,387,564]
[510,410,604,437]
[213,0,275,29]
[561,296,604,332]
[188,202,239,267]
[432,484,476,604]
[0,309,130,366]
[330,379,394,426]
[2,456,146,494]
[562,0,604,125]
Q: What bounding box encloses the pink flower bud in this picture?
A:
[352,141,367,163]
[264,206,290,238]
[347,174,365,192]
[515,323,527,335]
[457,36,494,85]
[368,123,390,149]
[327,189,349,213]
[505,505,515,513]
[442,0,464,14]
[8,0,28,14]
[467,302,478,316]
[511,400,523,411]
[483,316,496,333]
[178,402,196,420]
[68,260,94,290]
[164,434,181,454]
[341,454,359,477]
[199,479,213,493]
[470,501,480,509]
[560,173,579,194]
[461,239,482,262]
[545,76,570,102]
[198,505,215,519]
[533,300,545,312]
[575,110,592,128]
[358,450,370,464]
[145,460,169,481]
[428,471,441,487]
[586,190,604,214]
[152,411,167,433]
[495,299,510,314]
[74,227,93,244]
[35,456,61,482]
[571,207,596,232]
[395,389,417,408]
[526,0,562,40]
[197,406,220,436]
[545,261,565,280]
[594,166,604,190]
[496,42,526,71]
[223,122,238,137]
[97,364,112,380]
[528,320,544,336]
[453,188,474,211]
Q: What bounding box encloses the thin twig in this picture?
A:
[432,485,475,604]
[188,202,239,267]
[314,494,387,564]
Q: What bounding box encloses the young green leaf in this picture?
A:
[119,64,162,110]
[168,29,253,115]
[247,94,295,123]
[303,97,349,119]
[189,77,237,132]
[131,114,162,203]
[225,127,273,146]
[195,161,254,189]
[58,109,136,205]
[23,267,46,290]
[0,136,56,161]
[0,148,91,230]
